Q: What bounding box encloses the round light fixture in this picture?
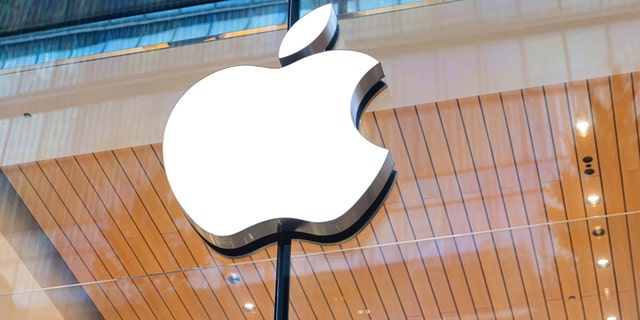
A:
[227,273,241,284]
[606,316,617,320]
[586,195,601,206]
[576,121,590,137]
[597,258,610,268]
[592,226,605,237]
[243,303,256,312]
[357,309,371,315]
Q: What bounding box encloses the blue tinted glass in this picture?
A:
[71,32,107,57]
[172,15,212,42]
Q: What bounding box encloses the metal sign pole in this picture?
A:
[274,236,292,320]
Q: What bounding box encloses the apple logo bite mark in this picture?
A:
[163,4,396,258]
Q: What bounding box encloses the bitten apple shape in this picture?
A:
[163,4,395,257]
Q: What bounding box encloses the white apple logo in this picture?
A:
[163,4,395,257]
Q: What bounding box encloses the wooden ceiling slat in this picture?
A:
[288,242,338,319]
[316,251,375,318]
[393,105,463,316]
[291,254,339,318]
[413,103,481,316]
[436,100,480,196]
[80,284,122,320]
[92,151,180,272]
[399,243,443,319]
[111,148,177,234]
[566,221,598,297]
[546,299,567,320]
[373,109,434,240]
[16,161,164,318]
[590,77,626,213]
[393,106,441,200]
[510,228,552,317]
[607,214,635,292]
[37,160,105,244]
[540,181,584,319]
[55,244,121,317]
[437,238,480,316]
[98,282,140,319]
[348,226,407,317]
[459,96,511,229]
[55,157,146,276]
[569,79,624,317]
[480,92,554,316]
[130,145,219,266]
[290,252,342,319]
[459,96,533,312]
[414,103,466,235]
[199,268,248,320]
[416,242,457,316]
[471,232,512,314]
[131,144,258,317]
[479,94,519,190]
[110,148,277,319]
[332,241,390,319]
[151,144,164,166]
[376,241,424,318]
[437,100,516,314]
[235,251,278,318]
[522,87,560,184]
[581,295,603,320]
[362,111,440,316]
[543,82,598,318]
[114,278,156,319]
[165,273,211,319]
[72,153,199,316]
[501,89,571,306]
[566,81,599,179]
[373,108,496,318]
[131,277,175,319]
[70,155,142,239]
[2,165,71,248]
[618,290,637,320]
[149,274,193,319]
[297,244,355,319]
[94,242,157,317]
[611,74,640,172]
[500,90,548,225]
[167,238,227,318]
[18,163,119,280]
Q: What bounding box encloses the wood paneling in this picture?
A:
[3,71,640,319]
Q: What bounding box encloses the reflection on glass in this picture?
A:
[1,212,637,319]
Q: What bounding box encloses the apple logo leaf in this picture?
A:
[163,4,396,257]
[278,4,339,67]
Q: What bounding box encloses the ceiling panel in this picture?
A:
[2,71,640,319]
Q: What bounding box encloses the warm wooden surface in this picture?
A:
[3,71,640,319]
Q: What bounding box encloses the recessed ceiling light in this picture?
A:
[597,258,610,268]
[576,121,590,136]
[606,316,617,320]
[357,309,371,315]
[592,226,605,237]
[242,303,256,312]
[586,195,601,205]
[227,273,241,284]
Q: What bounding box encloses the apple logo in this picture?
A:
[163,4,396,257]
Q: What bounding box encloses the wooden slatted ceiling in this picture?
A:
[2,71,640,319]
